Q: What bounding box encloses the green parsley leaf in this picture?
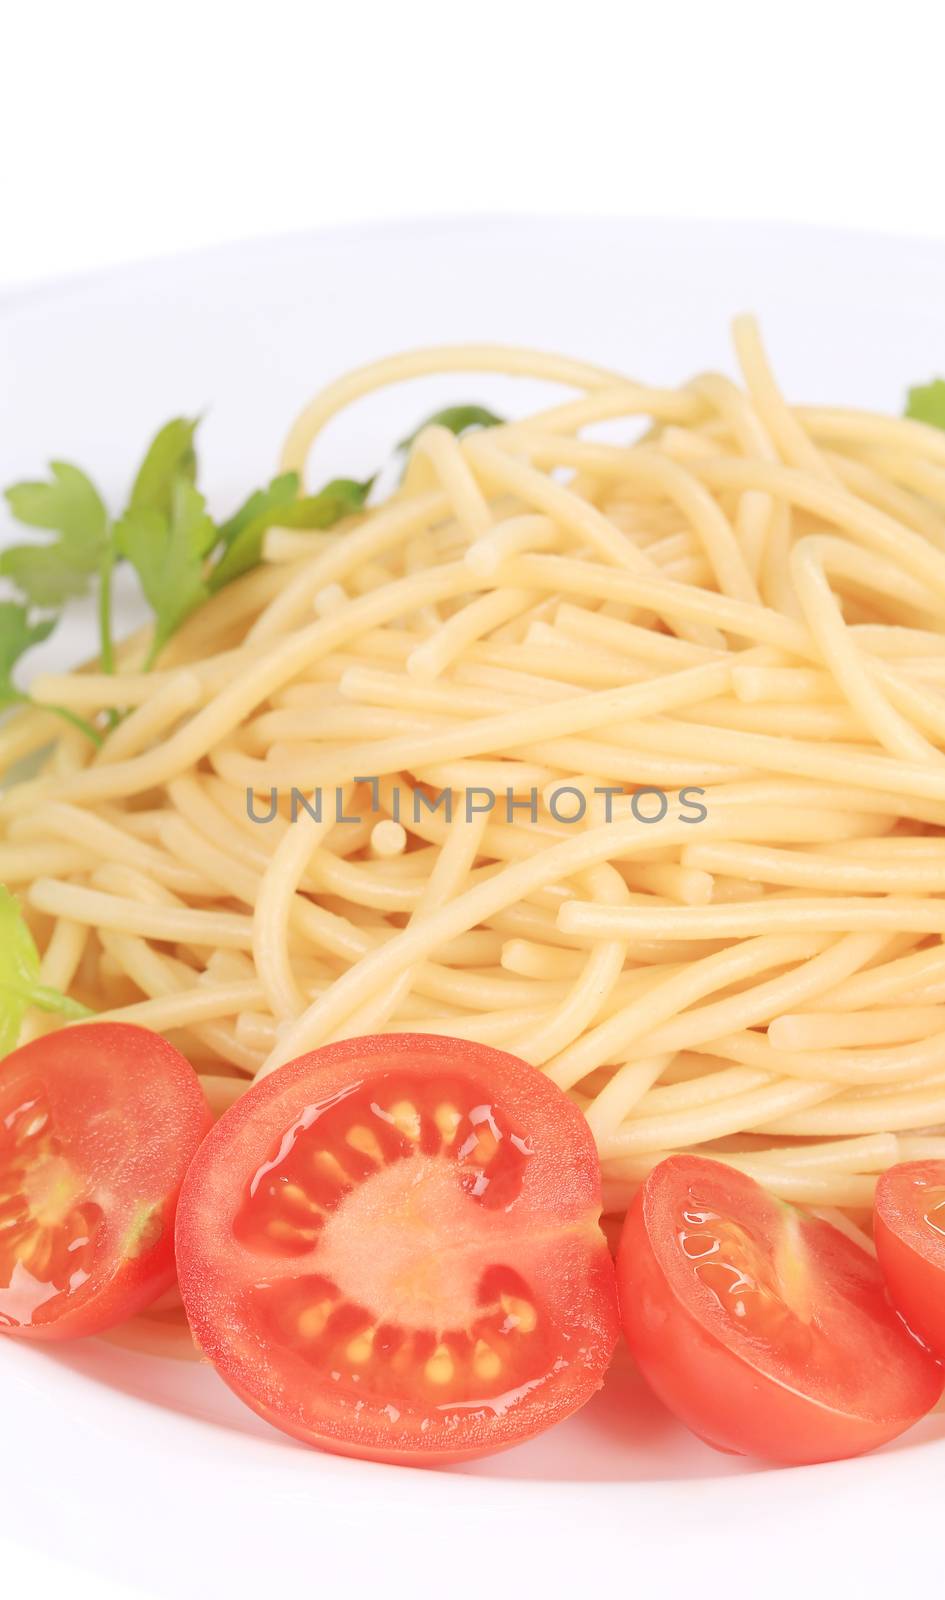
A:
[129,417,199,517]
[285,476,376,529]
[209,470,302,590]
[906,380,945,431]
[2,461,108,605]
[0,884,91,1056]
[115,478,216,662]
[0,601,102,745]
[397,403,505,453]
[210,473,374,591]
[5,460,108,548]
[0,543,91,608]
[0,602,56,709]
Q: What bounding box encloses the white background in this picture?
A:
[4,3,945,1595]
[4,0,945,293]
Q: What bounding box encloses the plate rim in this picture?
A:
[5,209,945,316]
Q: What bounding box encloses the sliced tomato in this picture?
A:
[617,1155,943,1464]
[175,1033,618,1465]
[0,1022,211,1339]
[875,1160,945,1358]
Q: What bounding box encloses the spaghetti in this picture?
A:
[7,315,945,1238]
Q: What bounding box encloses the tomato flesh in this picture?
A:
[618,1155,943,1464]
[176,1035,619,1464]
[875,1160,945,1358]
[0,1023,211,1339]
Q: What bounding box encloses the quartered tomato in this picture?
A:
[875,1160,945,1358]
[0,1022,211,1339]
[617,1155,943,1464]
[175,1034,619,1465]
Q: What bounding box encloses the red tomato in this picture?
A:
[617,1155,943,1464]
[176,1033,618,1465]
[0,1022,211,1340]
[875,1160,945,1357]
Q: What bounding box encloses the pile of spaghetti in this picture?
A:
[6,316,945,1240]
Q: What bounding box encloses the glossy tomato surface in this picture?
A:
[176,1033,618,1465]
[0,1022,211,1339]
[875,1160,945,1358]
[618,1154,943,1465]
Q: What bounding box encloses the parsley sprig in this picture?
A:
[0,400,503,741]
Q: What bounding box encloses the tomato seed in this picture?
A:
[346,1328,376,1363]
[425,1343,454,1384]
[312,1150,350,1187]
[298,1301,333,1338]
[280,1183,322,1215]
[433,1104,462,1145]
[387,1101,422,1141]
[473,1339,502,1380]
[345,1125,385,1163]
[500,1294,537,1333]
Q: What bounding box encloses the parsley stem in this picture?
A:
[97,537,122,730]
[98,539,116,675]
[142,635,162,673]
[5,687,101,747]
[47,702,105,747]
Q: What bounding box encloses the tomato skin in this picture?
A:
[0,1023,211,1341]
[875,1161,945,1358]
[618,1156,943,1465]
[176,1033,619,1466]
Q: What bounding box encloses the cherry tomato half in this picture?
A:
[0,1022,211,1339]
[176,1034,619,1465]
[617,1154,943,1464]
[875,1160,945,1358]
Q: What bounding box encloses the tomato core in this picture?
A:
[234,1070,554,1408]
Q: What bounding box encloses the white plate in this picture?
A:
[3,218,945,1598]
